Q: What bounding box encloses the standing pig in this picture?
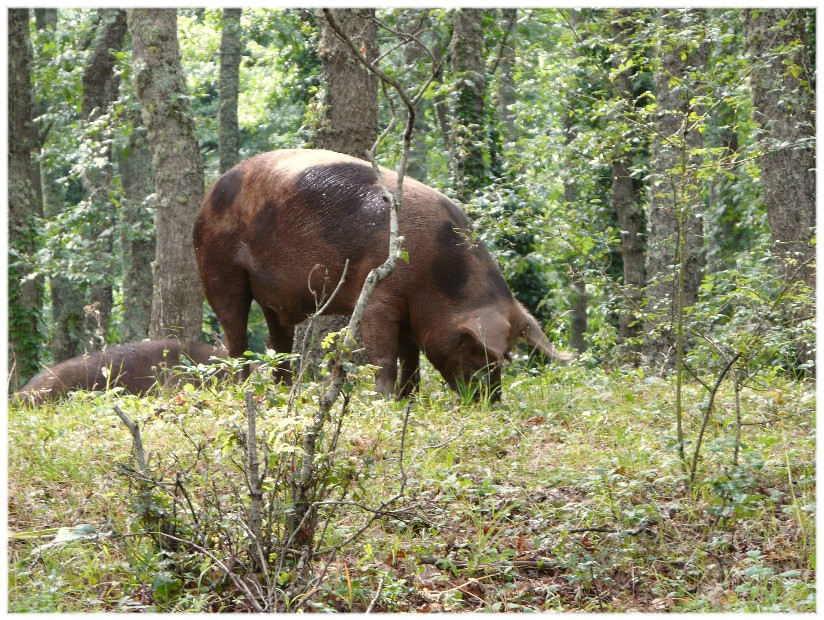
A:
[13,339,227,405]
[193,149,571,399]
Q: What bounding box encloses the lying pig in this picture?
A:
[13,339,227,405]
[193,148,571,399]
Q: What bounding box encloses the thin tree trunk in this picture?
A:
[745,9,816,291]
[34,8,57,32]
[400,9,430,182]
[644,9,707,368]
[293,9,378,372]
[41,167,85,362]
[487,9,517,181]
[609,12,646,351]
[432,41,453,161]
[79,9,127,350]
[32,10,84,363]
[218,8,242,174]
[496,9,518,148]
[119,111,156,342]
[129,9,205,342]
[612,157,645,345]
[8,8,44,387]
[450,8,488,202]
[706,97,742,275]
[563,111,589,353]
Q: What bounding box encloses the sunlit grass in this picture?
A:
[7,363,815,612]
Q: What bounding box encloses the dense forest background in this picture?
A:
[8,7,815,387]
[6,8,816,613]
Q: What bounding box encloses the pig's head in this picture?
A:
[426,301,573,401]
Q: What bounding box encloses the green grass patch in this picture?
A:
[7,364,815,612]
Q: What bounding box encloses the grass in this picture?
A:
[7,362,816,612]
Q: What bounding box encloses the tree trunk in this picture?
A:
[450,8,488,202]
[563,110,588,353]
[612,157,645,345]
[432,41,453,162]
[496,9,518,148]
[314,8,378,158]
[705,97,743,275]
[745,9,816,291]
[32,10,84,363]
[293,9,379,373]
[34,8,57,32]
[643,9,707,368]
[8,8,44,387]
[609,11,646,351]
[41,167,86,362]
[129,9,205,342]
[218,8,242,174]
[118,111,157,342]
[80,8,128,350]
[400,9,431,183]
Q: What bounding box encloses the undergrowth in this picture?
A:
[7,363,815,612]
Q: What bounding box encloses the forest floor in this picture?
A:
[7,363,816,612]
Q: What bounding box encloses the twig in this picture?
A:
[569,526,617,534]
[419,556,557,572]
[245,390,263,568]
[689,351,741,483]
[113,405,147,474]
[570,521,657,536]
[365,575,384,613]
[314,259,350,318]
[150,531,265,613]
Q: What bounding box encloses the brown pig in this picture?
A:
[13,339,227,405]
[193,148,571,399]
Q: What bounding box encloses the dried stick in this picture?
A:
[245,390,263,567]
[113,405,148,474]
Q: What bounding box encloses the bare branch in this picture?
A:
[113,405,147,474]
[152,531,266,612]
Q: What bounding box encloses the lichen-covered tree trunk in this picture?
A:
[129,9,205,342]
[8,8,44,387]
[218,8,242,174]
[80,9,127,350]
[119,111,156,342]
[745,9,816,291]
[610,10,646,350]
[293,9,378,372]
[314,9,378,157]
[450,8,488,203]
[643,9,707,368]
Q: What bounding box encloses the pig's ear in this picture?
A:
[459,309,512,361]
[513,303,574,362]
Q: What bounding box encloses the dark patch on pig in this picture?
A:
[252,198,279,248]
[487,265,513,299]
[431,221,469,299]
[294,162,389,262]
[210,167,244,214]
[475,264,514,306]
[437,194,472,227]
